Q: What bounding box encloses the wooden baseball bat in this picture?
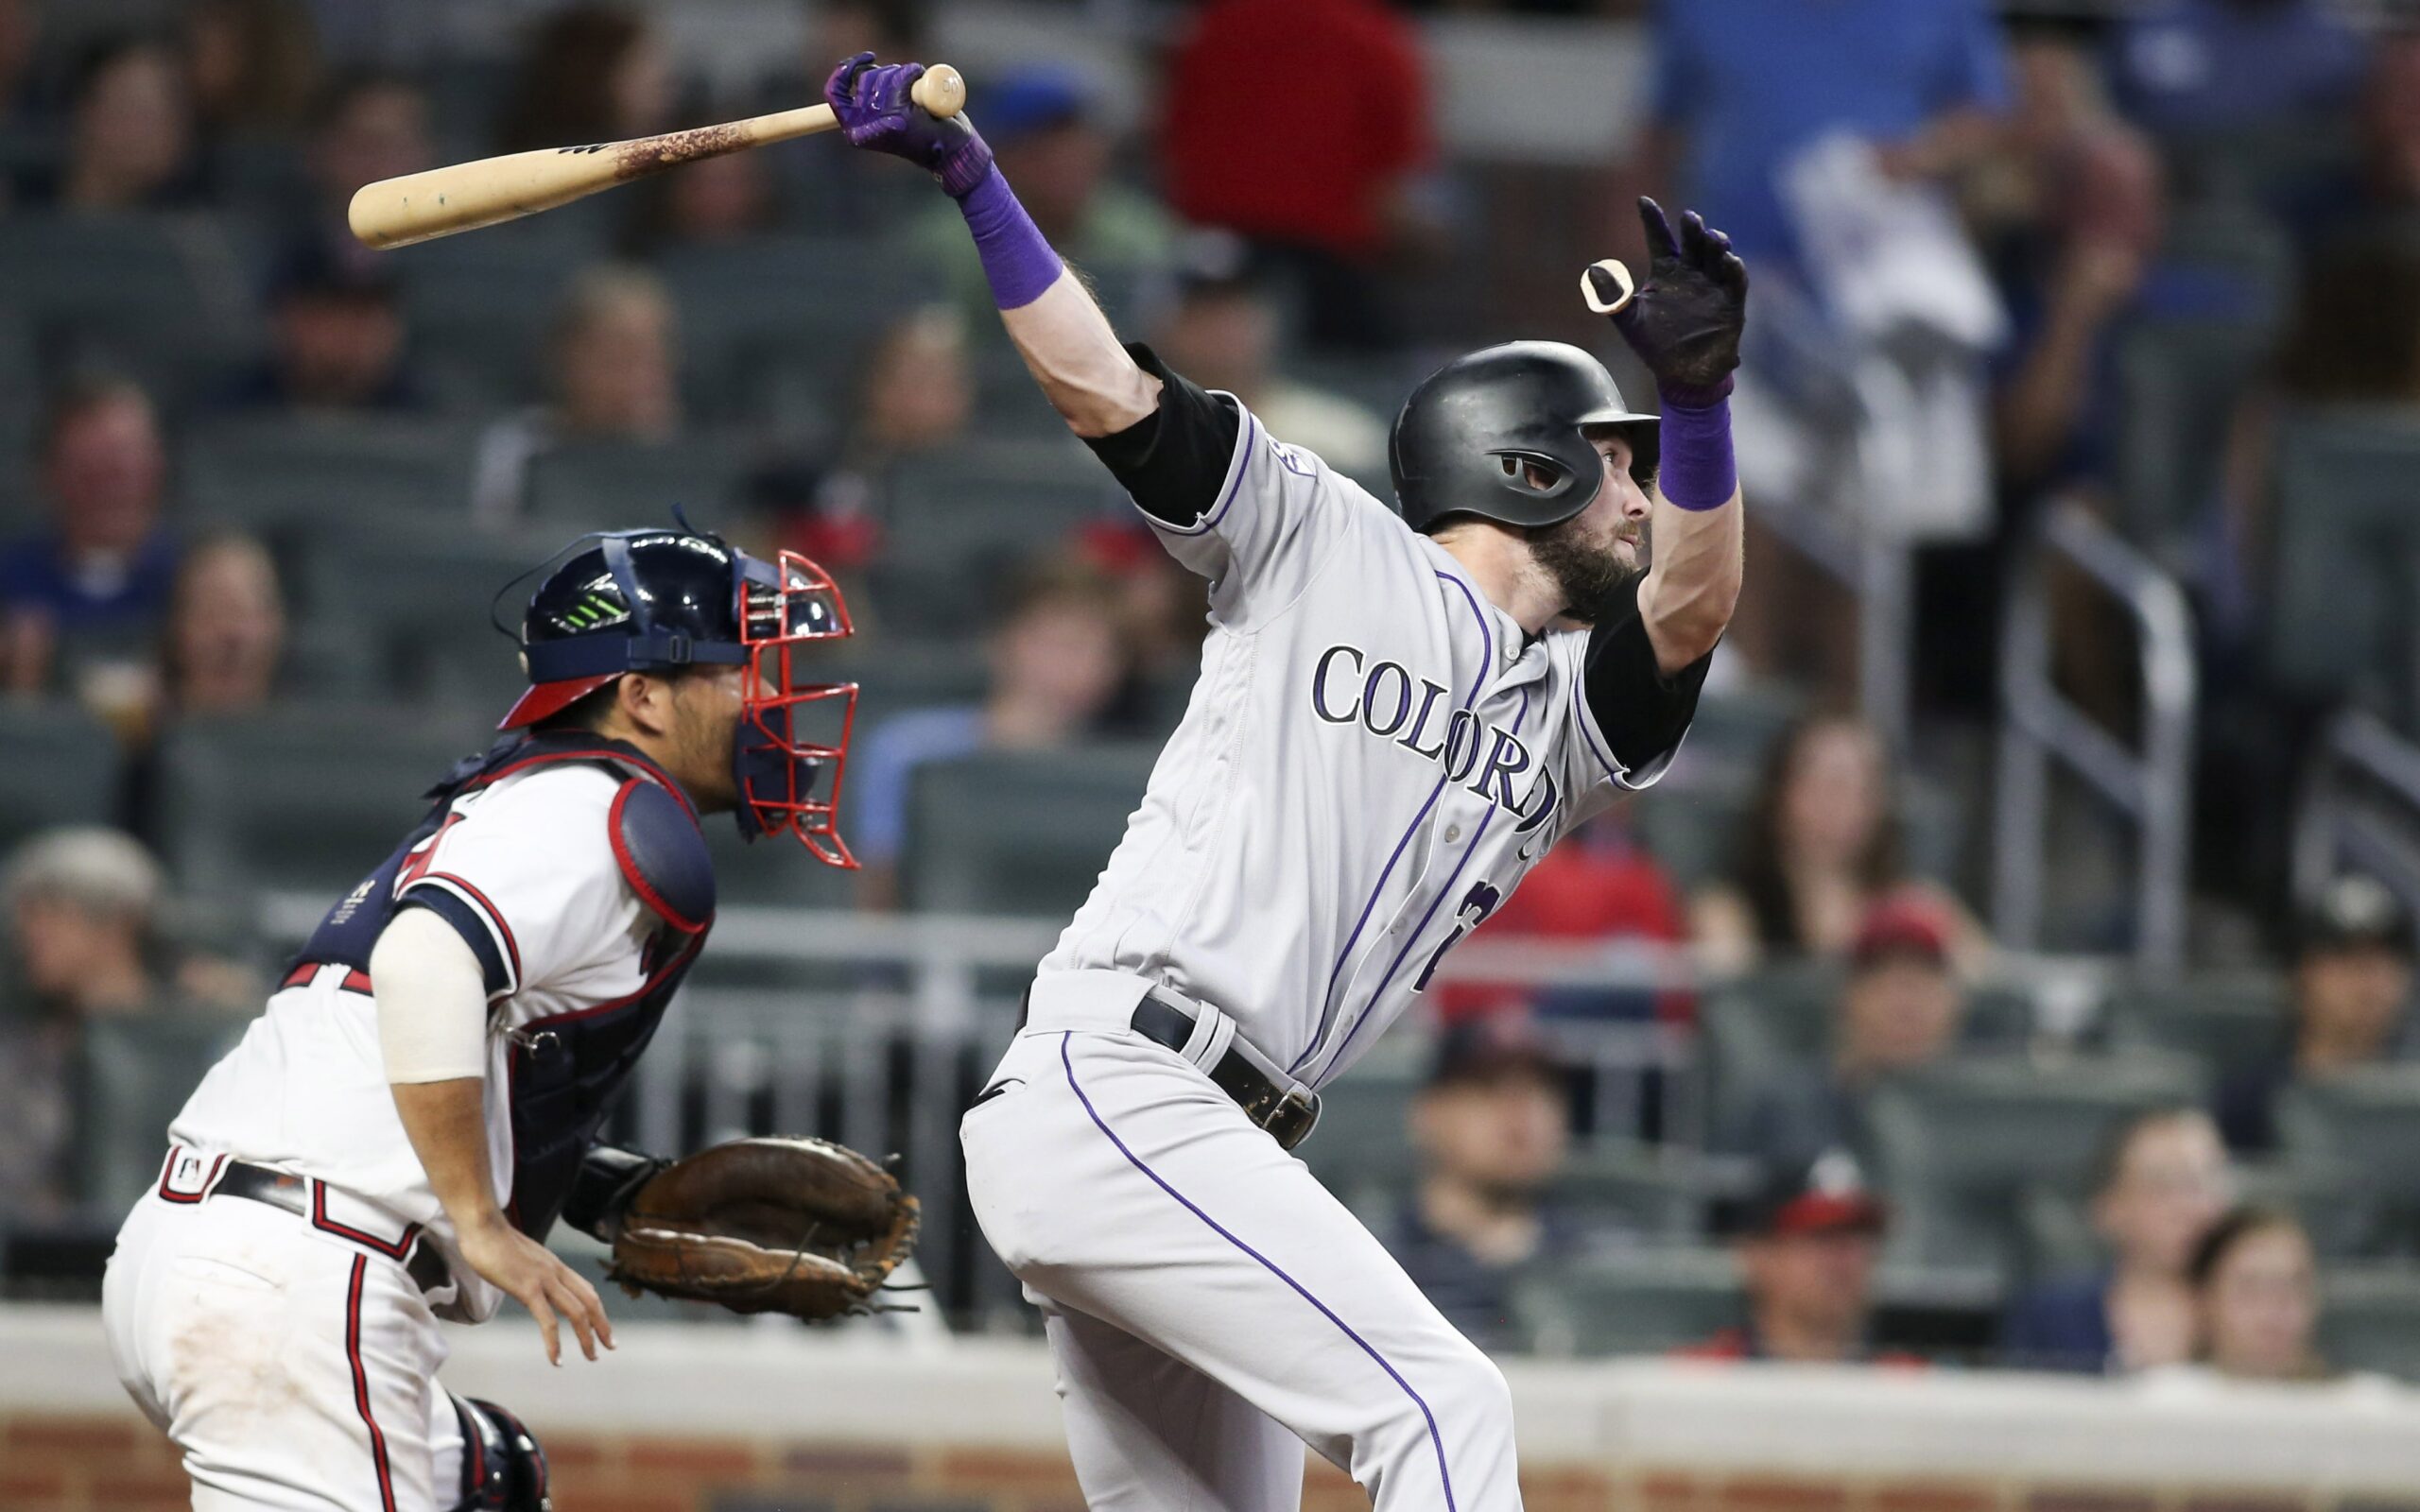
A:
[349,64,966,250]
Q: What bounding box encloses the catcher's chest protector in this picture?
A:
[291,732,717,1240]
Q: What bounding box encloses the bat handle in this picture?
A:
[909,64,967,120]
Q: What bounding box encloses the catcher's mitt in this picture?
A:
[603,1136,920,1321]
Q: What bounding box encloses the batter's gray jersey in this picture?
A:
[1041,387,1691,1089]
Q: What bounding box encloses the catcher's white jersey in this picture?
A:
[170,762,658,1324]
[1040,399,1677,1089]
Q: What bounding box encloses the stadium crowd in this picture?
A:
[5,0,2420,1383]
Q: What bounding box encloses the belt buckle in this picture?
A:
[1262,1085,1321,1151]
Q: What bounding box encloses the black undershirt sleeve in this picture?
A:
[1080,342,1243,527]
[1583,576,1715,774]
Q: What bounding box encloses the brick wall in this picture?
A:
[15,1415,2420,1512]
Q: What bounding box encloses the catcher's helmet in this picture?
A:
[497,522,858,863]
[1388,341,1659,536]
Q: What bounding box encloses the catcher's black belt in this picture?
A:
[212,1160,452,1294]
[1130,990,1322,1152]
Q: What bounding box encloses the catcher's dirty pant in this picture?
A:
[104,1148,468,1510]
[964,987,1525,1512]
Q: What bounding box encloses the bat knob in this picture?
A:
[912,65,966,120]
[1582,259,1635,316]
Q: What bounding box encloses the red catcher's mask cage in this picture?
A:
[737,550,858,867]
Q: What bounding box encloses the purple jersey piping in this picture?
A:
[1292,569,1495,1074]
[1312,686,1531,1087]
[1058,1032,1460,1512]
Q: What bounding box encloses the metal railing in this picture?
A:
[1992,499,2198,969]
[2292,708,2420,917]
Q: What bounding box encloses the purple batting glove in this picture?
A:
[823,52,994,198]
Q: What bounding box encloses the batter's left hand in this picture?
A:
[1590,197,1747,406]
[823,52,994,198]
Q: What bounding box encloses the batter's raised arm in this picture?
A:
[1596,198,1748,672]
[824,55,1157,437]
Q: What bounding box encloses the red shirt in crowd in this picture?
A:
[1435,818,1691,1025]
[1160,0,1433,258]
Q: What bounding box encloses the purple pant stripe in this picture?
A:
[1057,1032,1461,1512]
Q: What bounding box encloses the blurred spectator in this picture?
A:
[0,378,179,694]
[0,828,169,1219]
[1978,16,2165,497]
[470,265,683,525]
[1641,0,2007,273]
[846,305,972,469]
[1692,712,1981,972]
[155,531,287,721]
[2217,876,2415,1153]
[622,147,780,257]
[2108,0,2363,146]
[48,35,199,211]
[1731,901,1966,1176]
[1439,811,1690,1027]
[1678,1150,1914,1364]
[805,0,927,73]
[1162,0,1432,350]
[763,0,930,231]
[494,4,675,154]
[847,561,1131,908]
[0,0,42,132]
[899,66,1170,328]
[1391,1018,1601,1354]
[2000,1107,2233,1373]
[2175,1207,2328,1383]
[221,244,424,415]
[306,71,431,228]
[1067,517,1209,718]
[1154,232,1389,480]
[183,0,321,137]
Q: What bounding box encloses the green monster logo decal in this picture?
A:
[556,592,628,632]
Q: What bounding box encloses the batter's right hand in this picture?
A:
[824,52,994,198]
[1594,197,1748,406]
[456,1212,614,1366]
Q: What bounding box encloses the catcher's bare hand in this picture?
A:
[458,1212,614,1366]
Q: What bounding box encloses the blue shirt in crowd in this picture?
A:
[846,705,988,870]
[0,530,180,636]
[1999,1269,2115,1373]
[2110,0,2365,140]
[1651,0,2012,267]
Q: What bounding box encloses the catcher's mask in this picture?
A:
[495,516,859,867]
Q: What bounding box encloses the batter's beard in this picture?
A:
[1527,515,1643,626]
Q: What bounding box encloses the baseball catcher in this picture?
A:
[103,522,915,1511]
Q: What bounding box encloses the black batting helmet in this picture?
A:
[1388,341,1659,536]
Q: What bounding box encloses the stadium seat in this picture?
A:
[1298,1029,1429,1204]
[522,436,751,532]
[2266,409,2420,713]
[2115,318,2274,557]
[392,231,591,410]
[1635,776,1963,895]
[73,1010,253,1213]
[2274,1067,2420,1258]
[660,237,935,422]
[870,441,1126,635]
[0,211,260,410]
[1512,1247,1745,1357]
[0,700,123,854]
[302,521,569,713]
[153,706,490,904]
[181,414,478,537]
[1864,1055,2207,1276]
[2318,1266,2420,1383]
[900,744,1159,918]
[1549,1142,1737,1243]
[2101,974,2289,1087]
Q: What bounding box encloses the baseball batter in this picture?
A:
[99,525,866,1510]
[830,56,1750,1511]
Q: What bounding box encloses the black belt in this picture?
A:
[213,1160,452,1295]
[1130,990,1321,1152]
